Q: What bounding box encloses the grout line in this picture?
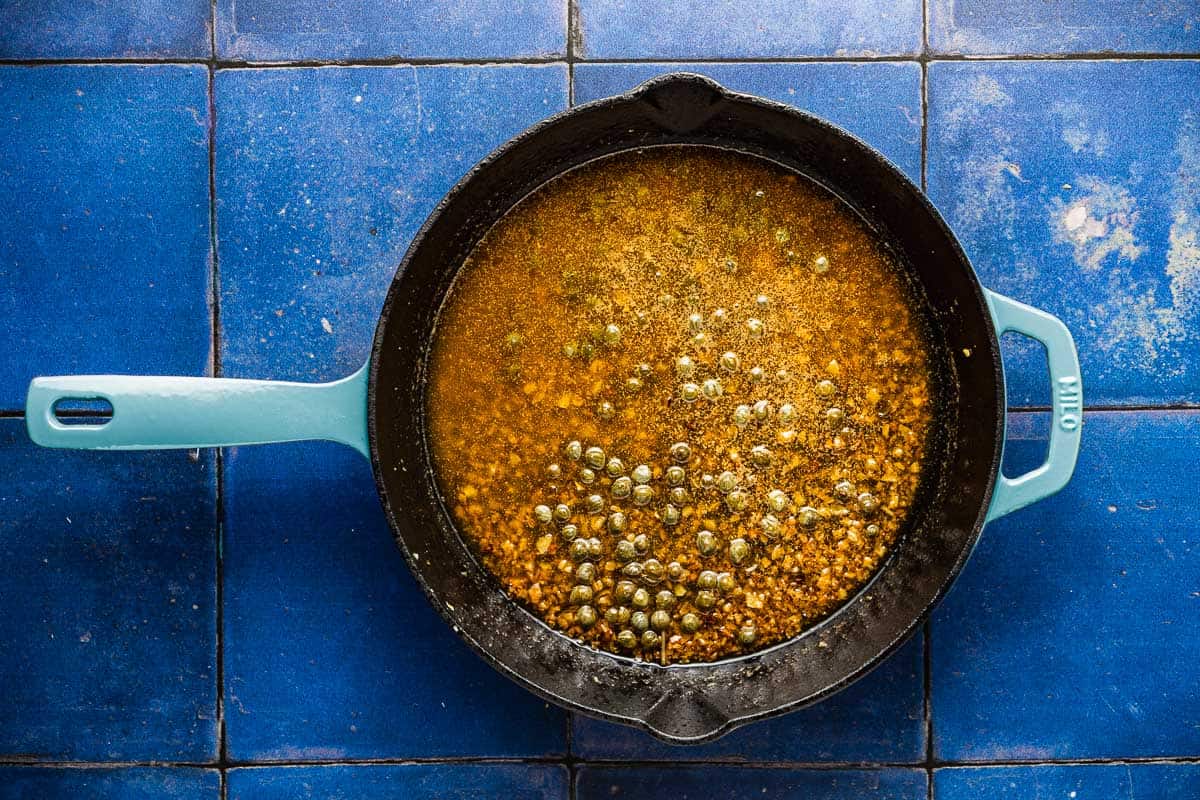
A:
[927,767,935,800]
[568,763,578,800]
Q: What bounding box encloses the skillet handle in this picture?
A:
[985,290,1083,521]
[25,365,369,456]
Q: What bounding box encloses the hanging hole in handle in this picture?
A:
[999,331,1048,479]
[52,397,114,426]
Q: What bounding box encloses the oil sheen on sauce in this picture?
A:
[427,147,934,664]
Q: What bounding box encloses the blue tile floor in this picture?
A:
[2,1,1198,798]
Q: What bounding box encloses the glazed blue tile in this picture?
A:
[0,0,210,58]
[0,65,212,411]
[577,0,921,58]
[0,420,217,761]
[574,63,922,182]
[0,767,220,800]
[215,65,567,383]
[929,0,1200,55]
[932,410,1200,760]
[222,440,567,760]
[215,0,564,61]
[927,61,1200,407]
[577,766,926,799]
[228,764,568,800]
[572,636,924,761]
[936,764,1200,800]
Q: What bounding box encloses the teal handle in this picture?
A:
[985,290,1083,521]
[25,365,369,456]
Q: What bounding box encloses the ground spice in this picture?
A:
[427,146,935,663]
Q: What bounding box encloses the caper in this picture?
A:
[681,613,701,633]
[579,467,596,485]
[665,465,686,486]
[579,341,595,360]
[701,473,715,487]
[610,477,632,500]
[597,401,616,420]
[733,404,752,428]
[697,570,718,590]
[605,605,626,626]
[617,629,638,649]
[662,505,681,526]
[587,537,603,558]
[752,399,771,421]
[834,480,855,498]
[797,506,820,527]
[716,572,736,593]
[750,445,772,467]
[577,605,597,628]
[815,379,836,397]
[865,523,881,536]
[858,492,879,513]
[560,523,579,541]
[778,404,796,424]
[696,529,718,555]
[667,561,684,581]
[615,540,638,562]
[650,610,671,631]
[570,584,593,605]
[636,363,653,379]
[565,440,583,461]
[615,580,636,602]
[813,255,830,274]
[606,457,625,477]
[631,464,652,484]
[711,307,729,327]
[643,559,664,584]
[676,355,696,378]
[725,490,748,512]
[622,561,643,580]
[723,257,737,274]
[655,590,676,610]
[719,351,741,372]
[680,382,700,402]
[761,514,782,537]
[716,471,737,494]
[767,489,789,513]
[586,494,605,514]
[696,590,717,609]
[826,407,844,424]
[746,318,765,338]
[562,341,578,358]
[576,562,596,583]
[632,485,654,507]
[533,505,553,524]
[631,533,649,554]
[688,312,704,333]
[748,366,765,383]
[670,442,692,463]
[738,624,757,645]
[692,331,709,348]
[608,512,627,533]
[641,630,661,649]
[756,294,770,309]
[602,323,621,345]
[553,503,572,523]
[584,446,605,469]
[729,537,750,565]
[631,587,650,609]
[546,463,563,480]
[503,331,523,351]
[569,539,590,561]
[631,611,650,632]
[701,378,723,400]
[625,377,643,394]
[669,486,689,506]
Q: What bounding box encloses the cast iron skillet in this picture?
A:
[26,74,1083,743]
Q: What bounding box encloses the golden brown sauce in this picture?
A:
[427,147,934,663]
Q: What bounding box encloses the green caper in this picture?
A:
[719,351,741,372]
[750,445,772,467]
[752,399,771,421]
[656,590,676,609]
[584,446,605,469]
[608,512,627,533]
[756,294,770,309]
[670,442,692,463]
[643,559,664,584]
[725,490,748,512]
[826,407,844,424]
[631,587,651,609]
[633,533,650,553]
[778,403,796,424]
[760,514,782,538]
[546,463,563,480]
[688,312,704,333]
[533,505,553,524]
[579,467,596,485]
[565,440,583,461]
[696,529,718,555]
[716,471,737,494]
[773,227,790,244]
[723,257,737,274]
[767,489,789,513]
[569,539,590,561]
[586,494,605,514]
[716,572,736,593]
[576,605,597,628]
[696,590,717,609]
[576,562,596,583]
[666,466,686,486]
[636,363,653,379]
[701,378,723,400]
[728,406,750,430]
[602,323,621,345]
[617,629,638,649]
[579,341,595,360]
[797,506,820,527]
[681,613,701,633]
[669,486,689,506]
[858,492,879,513]
[587,537,603,558]
[610,477,632,499]
[606,605,631,627]
[697,570,718,590]
[615,539,637,562]
[650,610,671,631]
[632,485,654,507]
[676,355,696,378]
[631,611,650,632]
[667,561,684,581]
[834,480,855,498]
[815,379,836,398]
[662,505,681,526]
[570,584,593,605]
[503,331,523,351]
[748,366,765,383]
[711,307,729,327]
[631,464,652,484]
[606,457,625,477]
[641,630,661,649]
[813,255,830,274]
[701,473,715,488]
[615,580,636,602]
[680,382,700,402]
[562,341,579,359]
[622,561,643,580]
[738,624,757,645]
[746,318,765,338]
[597,401,616,420]
[553,503,572,523]
[729,538,750,565]
[560,523,579,542]
[625,377,643,394]
[865,523,881,536]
